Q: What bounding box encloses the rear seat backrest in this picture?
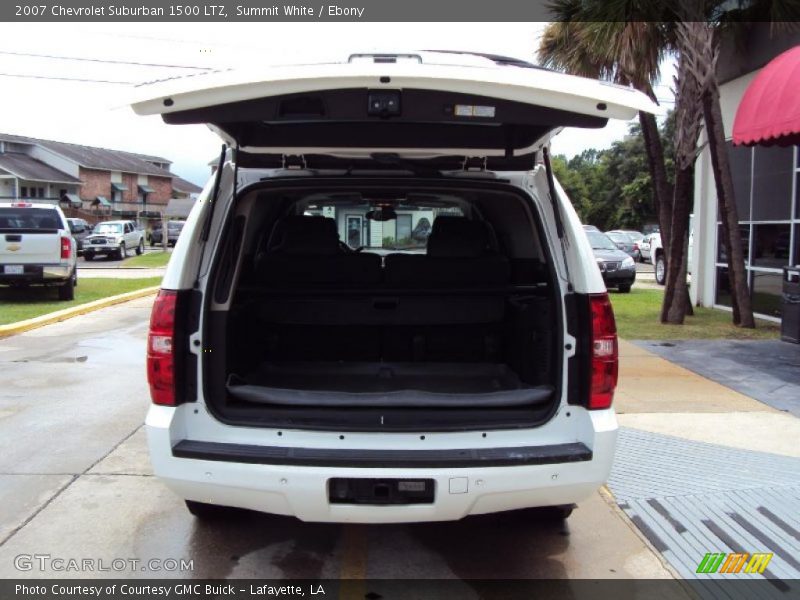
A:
[384,216,510,286]
[254,215,382,285]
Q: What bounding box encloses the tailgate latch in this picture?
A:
[462,156,487,172]
[282,154,307,169]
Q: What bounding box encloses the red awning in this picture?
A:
[733,45,800,147]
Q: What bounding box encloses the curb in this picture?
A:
[0,286,160,339]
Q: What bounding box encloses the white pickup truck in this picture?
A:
[0,201,77,300]
[83,220,145,261]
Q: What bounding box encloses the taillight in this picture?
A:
[589,293,618,409]
[147,290,178,406]
[60,236,71,259]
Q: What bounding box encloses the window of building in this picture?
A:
[20,186,28,197]
[37,187,45,198]
[751,271,783,318]
[752,146,793,221]
[714,144,799,318]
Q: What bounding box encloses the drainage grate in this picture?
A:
[609,428,800,591]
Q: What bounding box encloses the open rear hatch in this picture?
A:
[134,52,655,431]
[131,51,656,164]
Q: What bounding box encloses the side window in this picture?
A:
[125,223,132,233]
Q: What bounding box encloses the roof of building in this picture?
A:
[165,197,196,217]
[0,133,174,178]
[172,175,203,194]
[0,152,82,183]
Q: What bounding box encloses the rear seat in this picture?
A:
[254,215,382,285]
[384,216,510,286]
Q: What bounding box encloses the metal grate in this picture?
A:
[608,428,800,592]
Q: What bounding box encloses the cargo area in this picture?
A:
[203,179,563,431]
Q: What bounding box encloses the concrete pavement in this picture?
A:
[0,298,673,582]
[2,297,796,585]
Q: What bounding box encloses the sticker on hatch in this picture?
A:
[454,104,496,118]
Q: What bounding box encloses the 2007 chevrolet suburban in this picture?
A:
[134,51,656,523]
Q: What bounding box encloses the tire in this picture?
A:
[655,254,666,285]
[57,272,75,301]
[136,239,144,255]
[117,243,126,260]
[185,500,234,520]
[618,283,632,293]
[84,253,94,261]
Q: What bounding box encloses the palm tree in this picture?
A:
[540,0,759,328]
[538,11,674,257]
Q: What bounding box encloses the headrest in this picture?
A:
[267,216,340,255]
[427,217,490,258]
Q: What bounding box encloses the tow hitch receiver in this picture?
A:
[328,478,435,505]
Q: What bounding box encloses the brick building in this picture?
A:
[0,133,201,222]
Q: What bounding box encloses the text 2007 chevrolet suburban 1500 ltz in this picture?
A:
[133,51,657,523]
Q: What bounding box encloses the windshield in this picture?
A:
[0,208,62,232]
[587,231,618,251]
[94,223,123,234]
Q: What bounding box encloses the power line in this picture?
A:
[0,49,212,71]
[0,72,134,85]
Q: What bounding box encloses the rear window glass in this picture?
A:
[302,197,463,252]
[0,208,62,231]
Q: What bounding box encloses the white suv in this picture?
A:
[135,52,655,523]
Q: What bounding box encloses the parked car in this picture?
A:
[605,230,637,259]
[586,231,636,293]
[134,51,656,523]
[641,232,665,284]
[150,220,185,246]
[66,218,92,255]
[582,224,600,232]
[0,201,77,300]
[619,230,644,261]
[83,220,145,261]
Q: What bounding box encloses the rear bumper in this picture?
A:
[0,263,72,284]
[146,407,618,523]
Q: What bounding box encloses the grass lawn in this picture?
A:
[0,277,162,326]
[121,251,172,268]
[610,288,781,340]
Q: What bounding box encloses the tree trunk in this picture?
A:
[661,165,693,323]
[702,85,756,328]
[638,111,673,257]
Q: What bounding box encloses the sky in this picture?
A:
[0,23,675,186]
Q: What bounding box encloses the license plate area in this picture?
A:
[4,265,24,275]
[328,478,435,505]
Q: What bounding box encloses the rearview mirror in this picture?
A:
[366,207,397,222]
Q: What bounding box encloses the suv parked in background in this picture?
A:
[642,232,665,285]
[135,51,655,523]
[83,220,145,260]
[150,220,185,246]
[0,201,77,300]
[66,218,92,255]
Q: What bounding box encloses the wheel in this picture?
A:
[655,254,666,285]
[618,283,632,293]
[57,273,75,301]
[117,243,126,260]
[84,253,94,261]
[136,239,144,255]
[184,500,234,520]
